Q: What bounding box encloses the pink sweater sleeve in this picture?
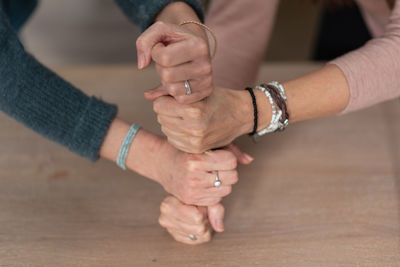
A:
[205,0,279,90]
[330,0,400,113]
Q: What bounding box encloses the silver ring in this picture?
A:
[185,80,192,95]
[188,234,197,241]
[214,171,221,187]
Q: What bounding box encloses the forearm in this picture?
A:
[99,118,165,183]
[236,64,350,135]
[0,12,117,161]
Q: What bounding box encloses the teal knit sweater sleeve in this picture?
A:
[0,11,117,161]
[0,0,204,162]
[115,0,204,31]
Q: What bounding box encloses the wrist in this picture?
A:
[125,130,166,184]
[155,2,207,41]
[99,118,166,184]
[233,89,272,136]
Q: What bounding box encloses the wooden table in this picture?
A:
[0,63,399,266]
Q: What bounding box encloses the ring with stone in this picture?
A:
[188,234,197,241]
[185,80,192,95]
[214,171,222,187]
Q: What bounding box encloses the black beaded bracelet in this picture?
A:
[245,87,258,136]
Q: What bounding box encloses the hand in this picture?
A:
[137,21,213,104]
[159,195,226,245]
[101,121,252,206]
[153,87,255,153]
[150,139,252,206]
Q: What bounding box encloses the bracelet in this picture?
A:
[179,20,217,59]
[245,87,258,136]
[251,82,289,141]
[116,124,141,170]
[266,81,289,130]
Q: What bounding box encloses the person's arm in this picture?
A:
[151,1,400,153]
[0,11,117,161]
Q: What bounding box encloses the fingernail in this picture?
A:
[138,52,146,69]
[245,154,254,162]
[216,219,224,231]
[144,89,153,95]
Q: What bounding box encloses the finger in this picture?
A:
[200,150,238,171]
[155,59,211,84]
[226,143,254,165]
[161,196,207,225]
[208,204,225,232]
[166,228,212,245]
[188,186,232,206]
[155,76,213,104]
[203,170,239,188]
[153,96,185,117]
[159,214,208,237]
[144,85,169,101]
[152,37,208,67]
[136,22,176,69]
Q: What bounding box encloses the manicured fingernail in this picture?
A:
[216,219,224,231]
[138,52,146,69]
[245,154,254,162]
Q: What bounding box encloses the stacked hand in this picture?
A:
[137,17,253,245]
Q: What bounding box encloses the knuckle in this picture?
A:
[153,102,160,113]
[136,37,145,48]
[227,157,237,169]
[199,62,212,76]
[186,106,206,120]
[192,213,204,224]
[223,186,232,196]
[195,224,207,235]
[190,125,207,137]
[160,68,174,83]
[175,95,189,104]
[159,53,173,66]
[153,21,166,29]
[160,202,169,214]
[168,84,181,96]
[185,157,198,172]
[158,215,168,227]
[156,115,163,125]
[197,39,208,54]
[232,171,239,184]
[190,137,203,149]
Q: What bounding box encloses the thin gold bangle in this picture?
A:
[179,20,217,59]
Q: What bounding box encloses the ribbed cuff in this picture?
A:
[71,97,117,161]
[115,0,204,31]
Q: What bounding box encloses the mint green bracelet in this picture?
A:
[117,124,141,170]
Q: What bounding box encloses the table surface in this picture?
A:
[0,63,399,266]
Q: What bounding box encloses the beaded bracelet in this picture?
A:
[116,124,141,170]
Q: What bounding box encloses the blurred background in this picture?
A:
[21,0,371,67]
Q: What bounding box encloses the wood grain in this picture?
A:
[0,63,399,266]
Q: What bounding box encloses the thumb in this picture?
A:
[226,143,254,165]
[136,22,173,70]
[207,204,225,232]
[144,85,169,101]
